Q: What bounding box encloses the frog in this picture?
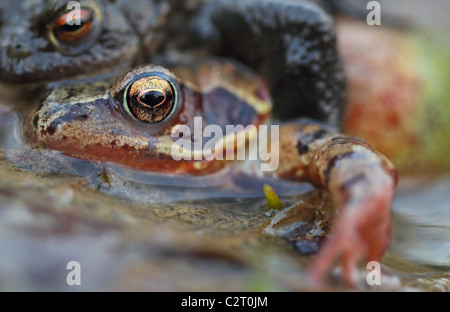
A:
[4,0,447,175]
[25,57,397,286]
[0,0,171,83]
[0,0,344,126]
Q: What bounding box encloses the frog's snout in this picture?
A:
[27,108,55,144]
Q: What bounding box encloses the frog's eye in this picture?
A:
[125,75,178,123]
[52,8,94,44]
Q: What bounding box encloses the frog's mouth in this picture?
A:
[156,124,260,162]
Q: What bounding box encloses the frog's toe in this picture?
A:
[308,215,366,288]
[308,184,394,288]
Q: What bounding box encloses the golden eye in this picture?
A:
[53,8,94,44]
[125,75,177,123]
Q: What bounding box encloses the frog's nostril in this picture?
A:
[32,113,40,129]
[8,42,31,58]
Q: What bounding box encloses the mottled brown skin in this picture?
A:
[27,59,397,286]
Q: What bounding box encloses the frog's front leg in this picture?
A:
[195,0,345,126]
[275,119,397,286]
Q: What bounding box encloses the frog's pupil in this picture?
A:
[60,23,84,32]
[140,91,165,108]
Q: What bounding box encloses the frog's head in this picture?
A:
[0,0,168,83]
[27,60,272,174]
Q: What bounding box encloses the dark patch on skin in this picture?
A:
[297,141,310,155]
[304,129,329,143]
[339,172,366,194]
[323,151,354,186]
[47,122,57,136]
[296,128,329,155]
[42,102,92,136]
[122,143,131,151]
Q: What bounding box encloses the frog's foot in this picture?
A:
[276,121,397,287]
[308,182,394,287]
[308,136,397,287]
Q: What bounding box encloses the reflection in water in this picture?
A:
[390,177,450,268]
[0,105,19,151]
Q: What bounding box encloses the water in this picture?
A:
[391,176,450,267]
